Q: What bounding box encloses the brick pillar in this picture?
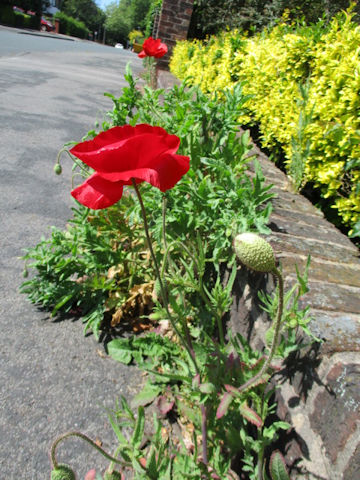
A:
[156,0,194,70]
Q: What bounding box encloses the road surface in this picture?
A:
[0,26,144,479]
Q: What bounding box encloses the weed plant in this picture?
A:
[22,67,317,479]
[21,66,273,338]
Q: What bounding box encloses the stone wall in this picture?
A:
[155,0,194,70]
[228,140,360,479]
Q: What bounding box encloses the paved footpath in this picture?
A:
[0,28,144,479]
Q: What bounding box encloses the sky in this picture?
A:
[96,0,115,11]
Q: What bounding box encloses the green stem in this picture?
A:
[161,199,195,353]
[200,404,208,465]
[131,179,198,374]
[257,388,267,480]
[56,147,89,176]
[197,284,225,347]
[238,266,284,394]
[50,431,125,469]
[131,181,209,466]
[162,236,225,346]
[107,444,124,474]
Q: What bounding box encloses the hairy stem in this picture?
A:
[238,267,284,394]
[50,431,125,469]
[200,404,208,465]
[131,179,198,374]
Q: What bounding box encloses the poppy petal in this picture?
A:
[102,153,190,192]
[71,173,124,209]
[70,125,180,176]
[141,37,168,58]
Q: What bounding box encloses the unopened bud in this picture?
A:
[233,233,276,273]
[50,464,76,480]
[54,164,62,175]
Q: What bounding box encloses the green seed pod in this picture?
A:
[22,268,29,278]
[54,164,62,175]
[51,464,76,480]
[103,470,123,480]
[233,233,276,273]
[153,278,162,299]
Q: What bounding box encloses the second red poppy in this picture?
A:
[138,37,168,58]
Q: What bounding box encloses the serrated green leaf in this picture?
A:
[145,447,158,479]
[107,340,133,365]
[269,450,290,480]
[239,402,263,428]
[199,382,216,394]
[131,382,162,408]
[132,406,145,448]
[216,392,233,419]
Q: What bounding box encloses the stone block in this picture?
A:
[310,362,360,464]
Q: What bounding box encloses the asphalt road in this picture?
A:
[0,27,144,479]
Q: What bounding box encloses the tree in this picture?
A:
[104,0,152,46]
[104,0,132,45]
[61,0,105,33]
[128,0,151,31]
[188,0,358,38]
[6,0,43,15]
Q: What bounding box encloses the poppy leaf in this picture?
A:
[239,402,263,428]
[216,392,233,419]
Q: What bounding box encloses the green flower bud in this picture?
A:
[233,233,276,273]
[103,471,123,480]
[54,164,62,175]
[51,464,76,480]
[153,278,162,300]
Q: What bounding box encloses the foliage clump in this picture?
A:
[54,11,90,39]
[189,0,360,39]
[21,67,273,338]
[171,8,360,237]
[23,66,318,478]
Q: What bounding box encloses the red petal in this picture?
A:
[70,125,180,176]
[154,44,168,58]
[142,37,168,58]
[71,173,124,209]
[101,153,190,191]
[138,50,146,58]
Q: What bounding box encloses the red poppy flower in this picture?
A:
[138,37,168,58]
[70,124,190,209]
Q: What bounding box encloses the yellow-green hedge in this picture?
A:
[170,10,360,236]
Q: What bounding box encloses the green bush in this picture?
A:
[170,9,360,237]
[54,11,89,39]
[0,5,15,26]
[0,6,27,27]
[24,13,39,29]
[0,5,39,29]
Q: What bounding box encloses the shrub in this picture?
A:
[0,5,39,29]
[128,29,144,44]
[144,0,163,36]
[21,67,273,338]
[54,11,89,39]
[0,5,16,26]
[170,9,360,237]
